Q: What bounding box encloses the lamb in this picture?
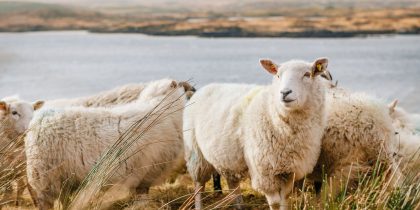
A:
[184,58,329,210]
[25,79,189,210]
[0,96,44,207]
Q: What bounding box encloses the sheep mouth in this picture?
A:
[282,99,296,103]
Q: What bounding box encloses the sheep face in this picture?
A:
[0,99,44,134]
[260,58,328,111]
[388,100,416,133]
[139,79,183,102]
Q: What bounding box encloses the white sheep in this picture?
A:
[25,79,188,210]
[184,58,329,210]
[0,96,43,207]
[43,83,147,109]
[307,84,402,196]
[44,81,195,109]
[388,100,420,173]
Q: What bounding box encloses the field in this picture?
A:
[1,100,420,210]
[0,1,419,37]
[2,163,420,210]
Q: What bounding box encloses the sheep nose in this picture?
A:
[281,89,292,99]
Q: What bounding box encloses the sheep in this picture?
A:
[184,58,329,210]
[42,83,147,109]
[388,100,420,173]
[306,78,402,197]
[25,79,189,210]
[0,96,44,207]
[44,81,196,109]
[388,99,419,133]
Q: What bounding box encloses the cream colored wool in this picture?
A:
[44,81,195,108]
[308,87,401,196]
[388,101,420,173]
[25,79,188,210]
[184,59,328,210]
[43,83,147,108]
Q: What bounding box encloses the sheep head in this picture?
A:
[387,99,417,134]
[260,58,328,111]
[0,98,44,134]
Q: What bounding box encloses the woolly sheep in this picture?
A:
[42,83,147,109]
[25,79,188,210]
[388,100,420,173]
[0,96,43,207]
[184,58,329,210]
[44,81,195,109]
[307,85,401,197]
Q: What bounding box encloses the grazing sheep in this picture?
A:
[388,100,420,173]
[25,79,188,210]
[184,58,329,210]
[0,96,44,207]
[308,85,401,196]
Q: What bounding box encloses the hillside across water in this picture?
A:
[0,1,419,37]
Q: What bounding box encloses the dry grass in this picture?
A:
[0,91,420,210]
[0,3,419,36]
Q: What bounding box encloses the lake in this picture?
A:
[0,31,419,112]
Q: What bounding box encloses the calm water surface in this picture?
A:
[0,31,419,112]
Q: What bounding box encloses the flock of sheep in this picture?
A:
[0,57,419,210]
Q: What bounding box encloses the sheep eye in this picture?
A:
[11,111,18,115]
[303,72,311,78]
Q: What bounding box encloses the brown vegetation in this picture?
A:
[0,2,419,37]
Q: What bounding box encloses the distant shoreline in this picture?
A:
[1,2,419,38]
[1,28,419,38]
[91,28,420,38]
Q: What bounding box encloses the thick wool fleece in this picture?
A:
[43,83,147,108]
[25,79,187,209]
[185,80,326,193]
[309,89,400,193]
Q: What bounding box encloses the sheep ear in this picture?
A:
[33,100,45,111]
[311,58,328,77]
[170,80,178,88]
[178,81,196,93]
[388,99,398,114]
[320,70,333,81]
[0,101,7,111]
[260,59,278,75]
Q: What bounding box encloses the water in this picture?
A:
[0,31,419,112]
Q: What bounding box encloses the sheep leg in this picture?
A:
[212,172,222,194]
[226,178,244,209]
[26,183,38,207]
[186,140,214,210]
[279,176,294,210]
[194,181,205,210]
[265,192,281,210]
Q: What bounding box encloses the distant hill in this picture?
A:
[0,1,102,18]
[2,0,420,11]
[0,0,419,37]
